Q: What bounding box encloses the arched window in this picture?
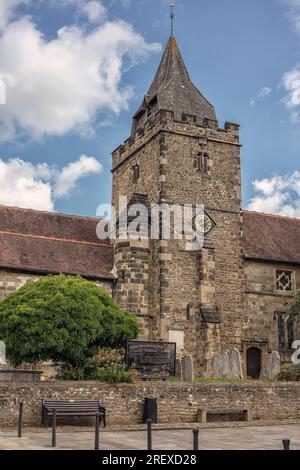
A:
[196,153,209,173]
[132,164,140,184]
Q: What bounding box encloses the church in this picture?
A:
[0,36,300,378]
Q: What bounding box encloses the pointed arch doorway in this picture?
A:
[246,347,262,379]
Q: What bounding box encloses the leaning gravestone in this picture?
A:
[181,355,194,382]
[212,353,223,378]
[230,349,243,379]
[269,351,281,379]
[222,351,231,378]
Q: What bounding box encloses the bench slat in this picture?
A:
[42,399,106,428]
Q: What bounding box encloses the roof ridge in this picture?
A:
[0,204,100,223]
[0,230,112,248]
[242,210,300,222]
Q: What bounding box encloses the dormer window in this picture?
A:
[133,164,140,184]
[196,152,209,173]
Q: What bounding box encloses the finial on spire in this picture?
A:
[169,2,176,37]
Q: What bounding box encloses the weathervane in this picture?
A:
[169,3,176,37]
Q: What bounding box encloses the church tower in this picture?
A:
[112,36,244,375]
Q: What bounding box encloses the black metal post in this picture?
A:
[95,414,100,450]
[18,401,24,438]
[52,409,57,448]
[282,439,290,451]
[147,419,152,451]
[193,429,199,451]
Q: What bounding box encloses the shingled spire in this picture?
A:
[132,36,216,133]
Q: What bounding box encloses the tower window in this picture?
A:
[276,270,293,291]
[132,164,140,184]
[196,153,209,173]
[186,304,192,321]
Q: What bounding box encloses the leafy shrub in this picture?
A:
[276,363,300,382]
[0,275,138,368]
[58,347,139,383]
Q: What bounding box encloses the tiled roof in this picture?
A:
[0,205,114,280]
[242,210,300,265]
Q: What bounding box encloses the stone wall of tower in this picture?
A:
[150,111,244,373]
[112,110,245,373]
[112,115,163,339]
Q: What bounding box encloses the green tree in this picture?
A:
[0,275,138,367]
[286,289,300,322]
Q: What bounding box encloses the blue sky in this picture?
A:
[0,0,300,217]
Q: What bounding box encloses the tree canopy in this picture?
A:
[0,275,138,367]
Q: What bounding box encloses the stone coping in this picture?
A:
[0,380,299,388]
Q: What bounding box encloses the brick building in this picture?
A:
[1,36,300,377]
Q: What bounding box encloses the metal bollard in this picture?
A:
[52,409,57,448]
[95,414,100,450]
[147,419,152,451]
[282,439,290,451]
[18,401,24,438]
[193,429,199,451]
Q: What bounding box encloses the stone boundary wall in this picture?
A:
[1,381,300,427]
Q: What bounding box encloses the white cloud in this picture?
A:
[0,2,160,141]
[55,0,107,22]
[0,0,30,30]
[0,155,102,211]
[281,0,300,34]
[280,1,300,121]
[250,86,272,106]
[81,1,106,22]
[247,171,300,217]
[282,67,300,106]
[54,155,102,198]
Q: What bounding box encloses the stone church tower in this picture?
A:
[112,36,244,374]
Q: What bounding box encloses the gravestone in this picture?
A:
[176,358,182,381]
[259,369,270,380]
[230,349,243,378]
[181,355,194,382]
[212,353,223,378]
[222,351,231,378]
[269,351,281,379]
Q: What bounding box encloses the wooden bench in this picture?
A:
[197,408,252,424]
[42,400,106,427]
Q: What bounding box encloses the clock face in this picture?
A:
[192,211,216,237]
[204,214,213,234]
